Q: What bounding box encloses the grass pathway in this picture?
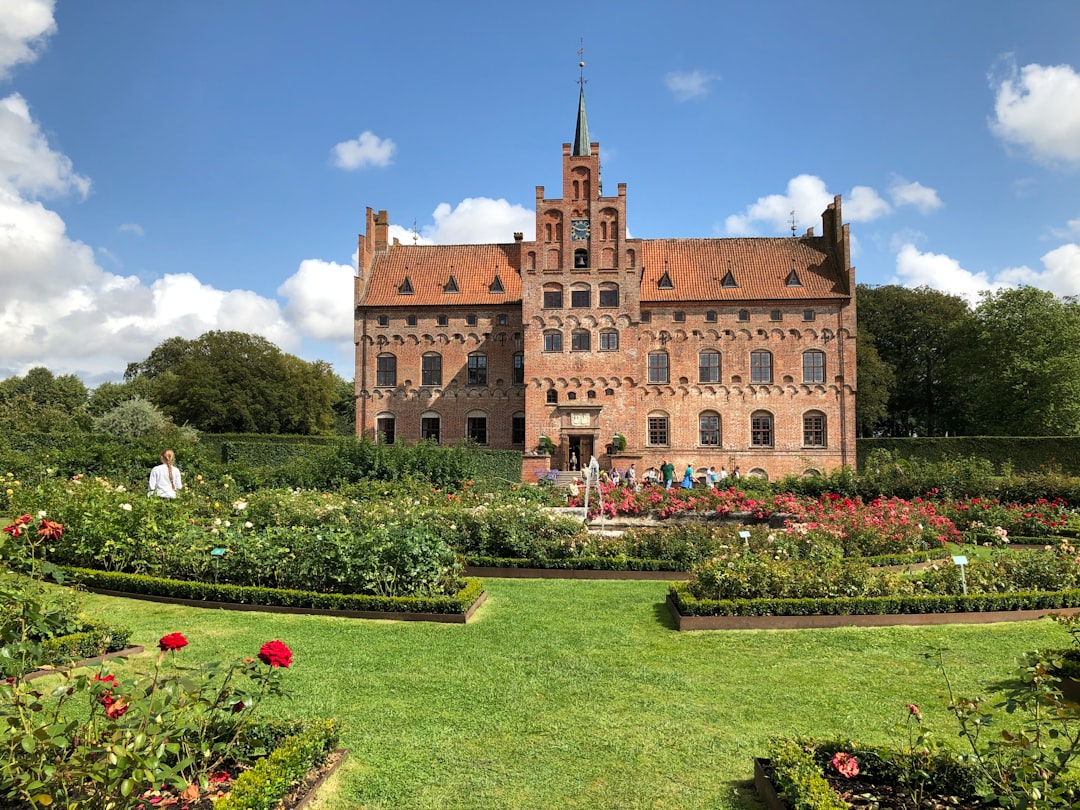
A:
[81,578,1067,809]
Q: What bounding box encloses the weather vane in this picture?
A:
[790,210,798,238]
[578,38,586,87]
[412,218,419,245]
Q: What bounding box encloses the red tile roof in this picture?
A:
[359,244,522,307]
[639,237,847,302]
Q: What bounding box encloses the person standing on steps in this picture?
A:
[660,457,675,490]
[148,449,183,499]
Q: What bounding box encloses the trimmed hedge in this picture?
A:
[66,568,484,615]
[215,718,340,810]
[669,581,1080,617]
[858,436,1080,476]
[465,555,684,572]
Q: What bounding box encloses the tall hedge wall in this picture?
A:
[857,437,1080,475]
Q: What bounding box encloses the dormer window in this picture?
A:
[721,269,738,287]
[489,274,505,294]
[657,270,674,290]
[786,268,803,286]
[397,276,414,295]
[443,275,460,294]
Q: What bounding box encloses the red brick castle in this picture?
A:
[354,82,856,482]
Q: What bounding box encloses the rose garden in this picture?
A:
[3,438,1080,808]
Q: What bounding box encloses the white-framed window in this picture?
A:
[803,350,825,384]
[699,350,721,383]
[803,411,827,447]
[751,411,774,447]
[750,350,772,384]
[647,413,670,446]
[648,352,669,384]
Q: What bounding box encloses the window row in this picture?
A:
[374,411,526,447]
[376,313,513,328]
[542,282,621,309]
[646,410,828,448]
[375,353,525,387]
[647,350,827,385]
[543,329,619,352]
[639,309,818,324]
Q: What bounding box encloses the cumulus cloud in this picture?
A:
[994,243,1080,297]
[1049,215,1080,240]
[278,259,355,342]
[0,0,55,81]
[118,222,144,236]
[990,59,1080,165]
[331,131,396,170]
[665,69,720,101]
[0,93,90,198]
[889,177,943,213]
[423,197,534,244]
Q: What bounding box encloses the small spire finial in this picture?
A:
[412,218,419,245]
[572,40,591,157]
[790,210,798,238]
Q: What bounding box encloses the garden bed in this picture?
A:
[24,645,144,682]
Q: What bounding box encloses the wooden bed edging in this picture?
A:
[24,646,146,682]
[465,565,686,581]
[666,594,1080,631]
[294,748,348,810]
[86,588,487,624]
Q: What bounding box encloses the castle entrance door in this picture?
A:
[566,435,593,472]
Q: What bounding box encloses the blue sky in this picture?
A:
[2,0,1079,385]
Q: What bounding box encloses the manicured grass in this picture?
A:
[79,579,1069,810]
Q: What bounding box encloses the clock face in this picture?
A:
[570,218,590,241]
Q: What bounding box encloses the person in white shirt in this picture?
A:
[148,449,183,499]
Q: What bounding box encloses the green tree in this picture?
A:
[0,367,90,432]
[855,330,893,437]
[130,331,337,434]
[331,376,357,436]
[87,377,154,417]
[857,285,973,436]
[966,287,1080,435]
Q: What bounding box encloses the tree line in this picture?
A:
[2,288,1079,440]
[856,285,1080,438]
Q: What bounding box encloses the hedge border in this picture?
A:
[67,568,486,623]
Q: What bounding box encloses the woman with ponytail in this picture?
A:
[148,449,183,499]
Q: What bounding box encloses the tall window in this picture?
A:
[543,285,563,309]
[571,330,591,351]
[699,350,721,383]
[803,350,825,384]
[376,354,397,387]
[544,331,563,352]
[803,411,826,446]
[750,350,773,384]
[467,353,487,386]
[648,415,670,446]
[546,389,558,404]
[648,352,669,384]
[599,283,619,307]
[571,285,591,308]
[699,412,721,445]
[466,413,488,445]
[421,353,442,386]
[512,413,526,445]
[751,411,774,447]
[599,330,619,351]
[376,415,395,445]
[512,353,525,385]
[421,414,440,444]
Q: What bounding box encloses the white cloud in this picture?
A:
[278,259,355,341]
[1049,216,1080,240]
[0,93,90,198]
[331,131,396,170]
[994,243,1080,297]
[118,222,144,236]
[0,0,55,81]
[665,69,720,102]
[424,197,534,244]
[892,243,1005,304]
[387,224,434,246]
[990,60,1080,165]
[889,178,943,214]
[846,185,892,221]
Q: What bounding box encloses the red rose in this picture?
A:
[158,632,188,652]
[105,698,129,719]
[830,751,859,779]
[36,520,64,540]
[257,640,293,668]
[2,523,21,537]
[93,672,117,687]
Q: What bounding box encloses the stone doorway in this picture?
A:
[565,434,593,472]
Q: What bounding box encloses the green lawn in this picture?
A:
[79,578,1069,810]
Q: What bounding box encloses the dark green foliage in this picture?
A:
[859,438,1080,478]
[765,738,847,810]
[66,568,484,615]
[35,623,132,665]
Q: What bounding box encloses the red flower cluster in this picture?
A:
[94,671,128,719]
[830,751,860,779]
[158,632,188,652]
[2,514,32,537]
[36,519,64,540]
[257,640,293,668]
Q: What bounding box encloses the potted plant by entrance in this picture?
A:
[612,433,627,452]
[538,434,555,455]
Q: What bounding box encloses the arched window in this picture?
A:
[467,353,487,386]
[375,413,395,445]
[543,331,563,352]
[648,352,669,384]
[599,329,619,351]
[571,329,591,351]
[546,389,558,404]
[420,412,441,444]
[750,350,772,384]
[543,283,563,309]
[695,414,721,447]
[803,350,826,384]
[699,350,721,383]
[571,284,591,308]
[751,411,774,447]
[466,410,488,445]
[376,353,397,387]
[699,411,721,446]
[803,411,827,447]
[421,353,442,386]
[647,412,670,446]
[599,282,619,307]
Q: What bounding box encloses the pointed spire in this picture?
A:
[573,51,591,157]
